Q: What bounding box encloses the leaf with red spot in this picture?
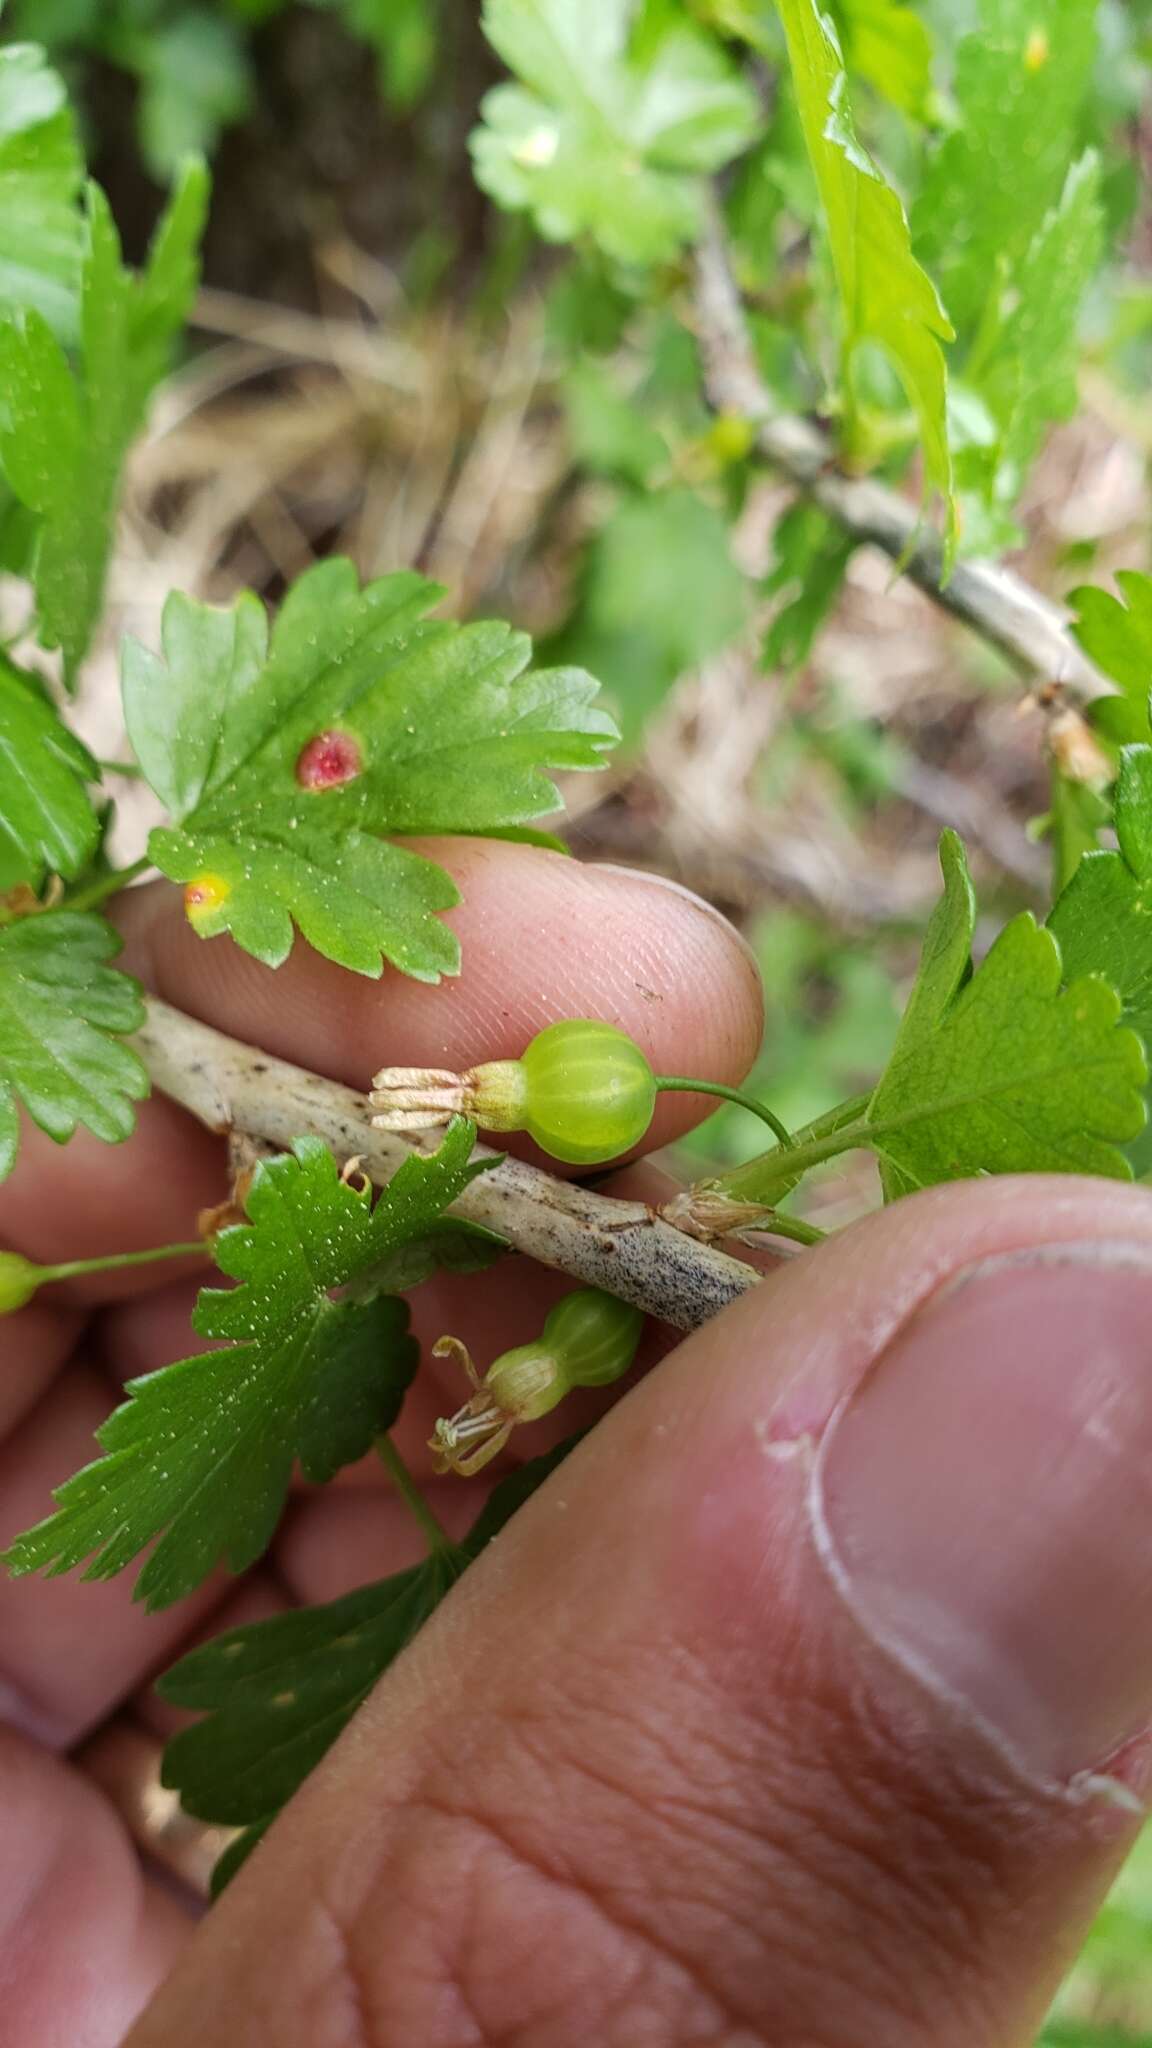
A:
[122,561,617,980]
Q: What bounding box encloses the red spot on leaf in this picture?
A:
[296,730,363,790]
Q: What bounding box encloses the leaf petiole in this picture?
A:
[36,1240,208,1286]
[719,1118,874,1202]
[755,1213,828,1248]
[62,856,152,915]
[376,1434,453,1559]
[718,1033,1145,1205]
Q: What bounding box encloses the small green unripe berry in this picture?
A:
[539,1288,646,1389]
[488,1289,645,1416]
[371,1019,658,1166]
[430,1288,644,1474]
[0,1253,42,1315]
[516,1020,657,1165]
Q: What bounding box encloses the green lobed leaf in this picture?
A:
[0,161,208,685]
[1040,2024,1152,2048]
[562,357,670,485]
[123,561,616,980]
[1048,747,1152,1062]
[0,37,82,338]
[131,12,252,181]
[0,656,101,887]
[554,485,748,744]
[885,829,976,1057]
[346,1217,507,1299]
[870,828,974,1201]
[4,1122,491,1607]
[1069,570,1152,748]
[0,910,147,1183]
[158,1436,581,1887]
[1045,766,1112,901]
[775,0,955,540]
[913,0,1098,338]
[761,501,856,673]
[341,0,440,107]
[472,0,759,264]
[961,152,1103,516]
[206,1818,273,1897]
[988,156,1102,482]
[830,0,933,118]
[165,1559,460,1837]
[868,842,1146,1190]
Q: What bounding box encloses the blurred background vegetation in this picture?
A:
[3,3,1152,2032]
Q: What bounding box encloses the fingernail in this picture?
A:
[814,1244,1152,1789]
[590,864,759,971]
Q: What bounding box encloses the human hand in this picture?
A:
[2,843,1150,2047]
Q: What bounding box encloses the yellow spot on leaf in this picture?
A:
[183,873,231,926]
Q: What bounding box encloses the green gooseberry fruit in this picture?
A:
[514,1019,657,1165]
[371,1018,658,1166]
[0,1252,42,1315]
[431,1286,645,1475]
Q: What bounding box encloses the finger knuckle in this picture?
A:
[326,1782,753,2047]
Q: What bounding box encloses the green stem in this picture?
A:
[725,1030,1149,1203]
[63,856,151,914]
[717,1092,875,1202]
[376,1435,452,1557]
[96,759,146,780]
[725,1123,871,1199]
[656,1077,792,1149]
[758,1213,827,1247]
[964,256,1008,384]
[790,1092,873,1145]
[39,1240,208,1285]
[723,1081,1013,1206]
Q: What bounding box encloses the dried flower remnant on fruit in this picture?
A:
[428,1336,546,1475]
[430,1289,644,1476]
[295,730,363,791]
[370,1059,527,1134]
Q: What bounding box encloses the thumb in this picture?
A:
[128,1176,1152,2048]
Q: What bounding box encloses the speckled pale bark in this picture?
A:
[694,206,1113,710]
[135,998,761,1330]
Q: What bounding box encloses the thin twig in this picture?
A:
[134,999,760,1331]
[693,205,1113,711]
